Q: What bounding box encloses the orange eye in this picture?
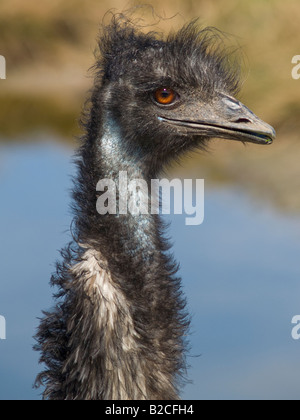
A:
[154,88,177,105]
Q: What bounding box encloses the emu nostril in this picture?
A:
[234,118,252,124]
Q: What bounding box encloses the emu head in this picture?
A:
[93,17,275,173]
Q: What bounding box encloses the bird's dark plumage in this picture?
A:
[34,13,275,400]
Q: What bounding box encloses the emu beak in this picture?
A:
[158,93,276,145]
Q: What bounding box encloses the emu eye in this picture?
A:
[154,88,177,105]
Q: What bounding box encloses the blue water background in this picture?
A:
[0,141,300,400]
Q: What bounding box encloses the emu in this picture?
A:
[34,15,275,400]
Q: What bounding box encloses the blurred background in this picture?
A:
[0,0,300,400]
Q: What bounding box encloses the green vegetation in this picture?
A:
[0,0,298,137]
[0,93,80,140]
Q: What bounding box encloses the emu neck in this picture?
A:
[35,112,187,400]
[64,113,188,399]
[96,113,157,262]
